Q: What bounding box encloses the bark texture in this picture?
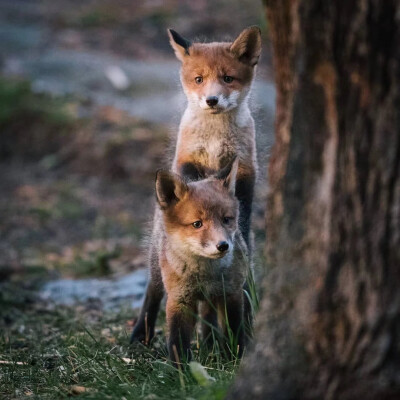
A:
[228,0,400,399]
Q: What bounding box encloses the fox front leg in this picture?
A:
[218,293,245,359]
[199,300,219,349]
[166,298,196,367]
[130,277,164,345]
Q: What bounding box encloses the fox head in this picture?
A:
[168,27,261,114]
[156,158,239,259]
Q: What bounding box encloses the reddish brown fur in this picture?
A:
[163,180,238,239]
[181,43,255,97]
[131,166,249,364]
[158,176,248,363]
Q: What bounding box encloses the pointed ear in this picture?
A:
[168,29,192,62]
[230,26,261,66]
[216,156,239,195]
[156,170,188,209]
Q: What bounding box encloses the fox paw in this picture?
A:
[130,324,153,345]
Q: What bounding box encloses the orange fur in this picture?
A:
[156,171,248,363]
[131,160,250,364]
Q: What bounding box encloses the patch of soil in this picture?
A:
[0,101,169,278]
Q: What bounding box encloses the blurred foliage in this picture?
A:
[0,78,76,160]
[78,7,120,28]
[35,0,268,59]
[54,247,121,277]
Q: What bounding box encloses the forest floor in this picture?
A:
[0,81,264,400]
[0,0,274,398]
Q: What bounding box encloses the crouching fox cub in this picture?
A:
[131,159,249,364]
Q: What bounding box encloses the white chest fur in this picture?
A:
[173,104,255,171]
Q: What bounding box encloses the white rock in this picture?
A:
[105,66,130,90]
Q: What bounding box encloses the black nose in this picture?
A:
[206,96,218,107]
[216,241,229,252]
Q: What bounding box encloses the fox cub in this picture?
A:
[168,26,261,248]
[131,159,249,364]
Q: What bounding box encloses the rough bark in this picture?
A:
[228,0,400,399]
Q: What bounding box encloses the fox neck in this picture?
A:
[173,94,255,174]
[166,240,210,265]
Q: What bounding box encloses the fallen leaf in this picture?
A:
[70,385,87,395]
[121,357,136,364]
[189,361,216,386]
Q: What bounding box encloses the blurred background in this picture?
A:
[0,0,275,319]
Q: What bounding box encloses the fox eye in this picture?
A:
[192,220,203,229]
[223,76,234,83]
[222,216,233,224]
[195,76,203,84]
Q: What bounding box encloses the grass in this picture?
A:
[0,228,261,400]
[0,75,262,398]
[0,278,239,400]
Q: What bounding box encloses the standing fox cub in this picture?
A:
[169,26,261,248]
[132,159,249,364]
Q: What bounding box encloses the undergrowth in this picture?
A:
[0,284,238,399]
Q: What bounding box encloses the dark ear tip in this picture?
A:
[167,29,175,40]
[226,155,238,170]
[155,169,168,181]
[247,25,261,33]
[167,29,180,42]
[215,154,238,180]
[168,29,181,40]
[227,154,238,167]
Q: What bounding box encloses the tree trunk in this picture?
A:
[228,0,400,399]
